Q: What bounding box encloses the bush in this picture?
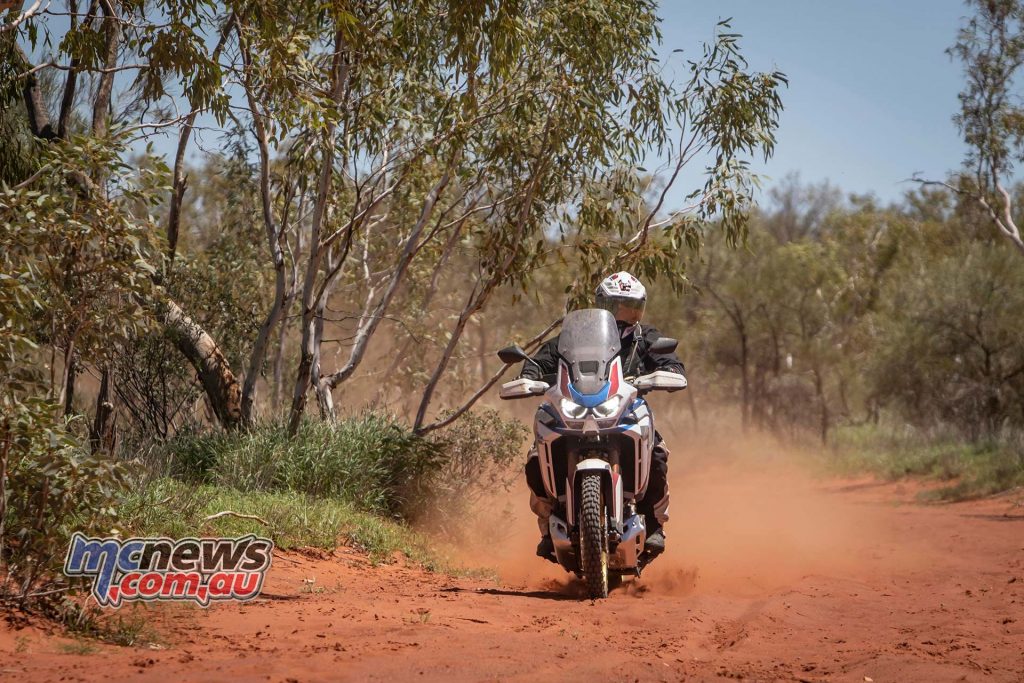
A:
[1,403,129,607]
[830,423,1024,500]
[154,408,528,527]
[421,408,529,531]
[158,415,446,518]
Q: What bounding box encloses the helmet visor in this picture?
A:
[595,294,646,325]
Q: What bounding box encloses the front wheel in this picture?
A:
[578,472,609,599]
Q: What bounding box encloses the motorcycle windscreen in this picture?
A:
[557,309,621,395]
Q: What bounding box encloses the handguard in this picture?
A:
[633,370,688,393]
[499,378,551,400]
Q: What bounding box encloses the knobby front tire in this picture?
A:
[578,472,609,599]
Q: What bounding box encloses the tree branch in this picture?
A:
[204,510,269,526]
[0,0,48,35]
[414,318,563,435]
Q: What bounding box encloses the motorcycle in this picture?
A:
[497,308,686,598]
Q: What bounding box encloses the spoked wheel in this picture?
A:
[578,472,609,599]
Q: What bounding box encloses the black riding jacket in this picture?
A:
[519,323,685,381]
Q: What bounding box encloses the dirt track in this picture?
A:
[2,463,1023,682]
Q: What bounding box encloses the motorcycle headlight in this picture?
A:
[592,395,623,418]
[560,398,588,419]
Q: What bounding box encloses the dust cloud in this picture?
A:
[441,406,932,599]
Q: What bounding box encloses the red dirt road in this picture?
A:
[2,466,1023,682]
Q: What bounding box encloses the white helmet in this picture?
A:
[595,271,646,325]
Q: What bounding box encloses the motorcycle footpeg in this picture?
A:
[637,547,663,571]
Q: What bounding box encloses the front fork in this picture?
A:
[549,464,648,573]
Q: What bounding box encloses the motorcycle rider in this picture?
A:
[519,271,685,563]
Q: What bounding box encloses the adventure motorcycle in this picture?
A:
[497,308,686,598]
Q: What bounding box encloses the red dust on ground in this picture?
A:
[2,462,1023,683]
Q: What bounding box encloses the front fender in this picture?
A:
[571,459,622,527]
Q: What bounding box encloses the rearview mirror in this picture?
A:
[497,344,531,365]
[649,337,678,354]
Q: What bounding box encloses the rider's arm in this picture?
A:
[519,337,560,380]
[640,326,686,376]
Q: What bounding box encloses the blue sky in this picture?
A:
[656,0,970,205]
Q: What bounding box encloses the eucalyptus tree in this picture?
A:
[933,0,1024,255]
[393,15,789,434]
[2,0,243,437]
[278,0,679,433]
[869,214,1024,438]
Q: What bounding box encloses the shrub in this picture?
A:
[155,408,528,527]
[421,408,529,528]
[158,415,446,518]
[830,422,1024,500]
[0,403,129,607]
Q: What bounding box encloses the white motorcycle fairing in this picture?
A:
[530,355,656,573]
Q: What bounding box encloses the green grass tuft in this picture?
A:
[156,416,445,518]
[118,478,457,570]
[57,639,100,655]
[829,423,1024,501]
